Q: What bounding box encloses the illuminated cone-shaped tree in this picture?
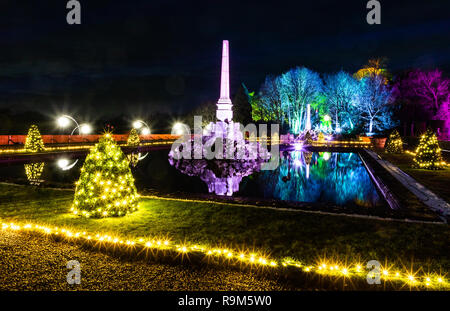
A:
[24,125,45,185]
[304,131,313,145]
[385,130,403,153]
[25,124,45,152]
[303,151,312,165]
[72,133,139,217]
[413,129,444,170]
[127,129,140,167]
[127,129,140,147]
[317,132,325,143]
[24,163,45,185]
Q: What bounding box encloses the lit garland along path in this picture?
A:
[0,141,175,155]
[0,229,287,290]
[1,221,448,290]
[366,150,450,219]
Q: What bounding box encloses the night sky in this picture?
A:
[1,0,449,119]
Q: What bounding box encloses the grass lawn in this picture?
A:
[0,183,449,275]
[377,152,450,203]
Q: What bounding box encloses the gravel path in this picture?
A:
[0,230,292,291]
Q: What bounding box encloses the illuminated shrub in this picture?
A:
[304,131,313,145]
[303,151,312,165]
[25,125,45,152]
[127,129,141,167]
[127,128,140,147]
[24,125,45,185]
[385,130,403,153]
[72,133,139,217]
[413,129,444,170]
[317,132,325,143]
[24,162,45,185]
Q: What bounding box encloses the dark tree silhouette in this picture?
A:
[232,83,253,125]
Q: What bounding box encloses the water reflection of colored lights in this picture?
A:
[294,143,303,151]
[259,152,382,207]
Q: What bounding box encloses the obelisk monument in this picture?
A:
[216,40,233,122]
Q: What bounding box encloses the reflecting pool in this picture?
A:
[0,149,383,209]
[234,151,383,208]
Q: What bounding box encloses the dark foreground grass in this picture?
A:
[378,152,450,203]
[0,183,449,274]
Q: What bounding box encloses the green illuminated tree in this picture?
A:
[413,128,443,170]
[127,128,140,167]
[72,133,139,218]
[317,132,325,143]
[385,130,403,153]
[127,128,140,147]
[24,163,45,185]
[25,125,45,152]
[304,131,313,145]
[24,125,45,185]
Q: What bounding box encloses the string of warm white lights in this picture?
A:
[385,130,403,154]
[1,140,371,156]
[2,135,373,155]
[405,150,449,166]
[1,221,447,290]
[0,141,175,154]
[413,129,445,169]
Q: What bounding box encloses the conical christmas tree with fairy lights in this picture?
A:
[25,124,45,152]
[317,132,325,143]
[71,133,139,217]
[413,128,444,170]
[24,125,45,185]
[304,131,313,145]
[127,128,141,167]
[385,130,403,153]
[127,128,140,147]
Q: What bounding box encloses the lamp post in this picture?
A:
[56,115,92,170]
[71,123,92,135]
[132,120,151,160]
[172,122,189,136]
[133,120,151,135]
[57,115,92,135]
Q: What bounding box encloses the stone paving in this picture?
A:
[365,150,450,220]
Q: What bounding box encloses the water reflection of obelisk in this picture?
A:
[168,40,267,197]
[216,40,233,122]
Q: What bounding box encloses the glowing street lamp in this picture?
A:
[133,120,150,135]
[79,124,92,135]
[57,115,92,135]
[133,120,144,129]
[56,114,92,170]
[172,122,188,136]
[132,119,151,161]
[57,116,71,128]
